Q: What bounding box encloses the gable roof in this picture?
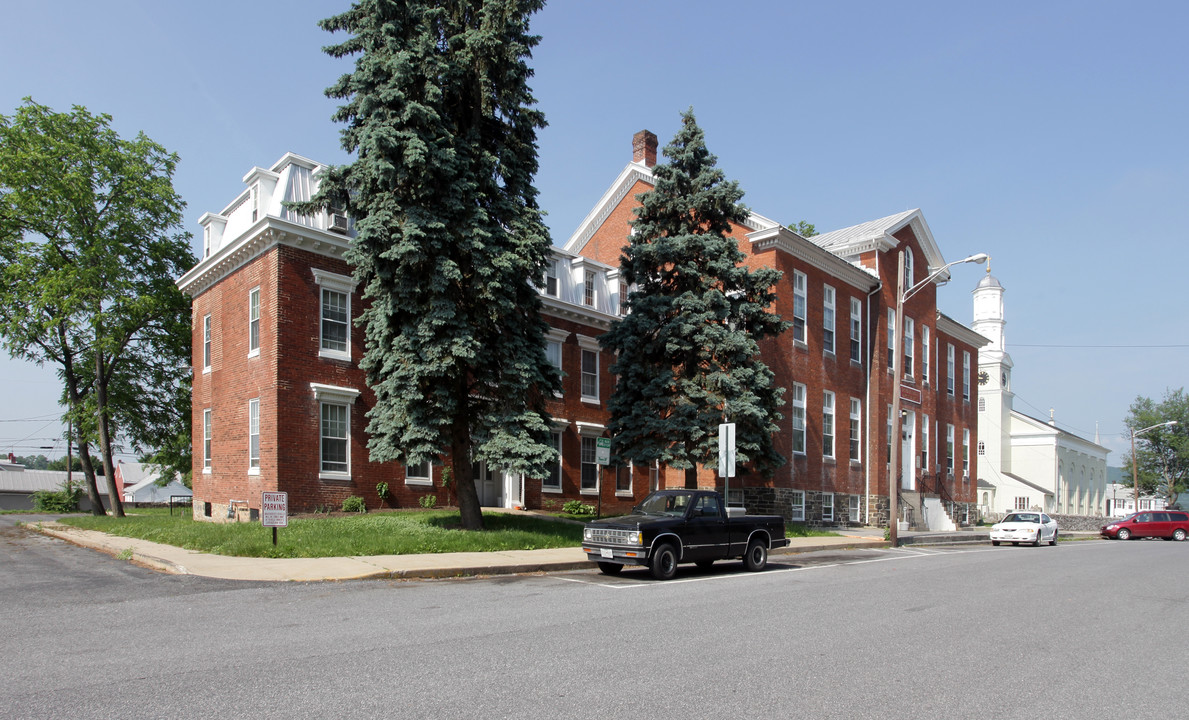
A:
[810,209,947,279]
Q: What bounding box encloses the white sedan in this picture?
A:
[990,512,1058,546]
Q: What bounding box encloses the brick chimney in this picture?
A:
[632,130,658,167]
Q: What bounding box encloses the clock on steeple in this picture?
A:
[978,370,989,386]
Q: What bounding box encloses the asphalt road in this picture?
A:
[3,516,1186,719]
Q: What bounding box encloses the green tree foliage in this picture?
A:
[298,1,559,530]
[788,220,817,237]
[601,109,789,488]
[1123,388,1189,505]
[12,455,51,470]
[0,100,194,516]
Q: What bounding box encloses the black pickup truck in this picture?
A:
[582,489,789,580]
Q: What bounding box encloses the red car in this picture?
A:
[1101,511,1189,541]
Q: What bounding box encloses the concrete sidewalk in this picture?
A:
[28,521,892,582]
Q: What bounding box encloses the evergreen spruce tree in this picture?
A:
[297,0,559,530]
[601,109,789,489]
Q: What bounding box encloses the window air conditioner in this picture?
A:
[329,213,349,234]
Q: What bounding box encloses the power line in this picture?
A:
[1014,343,1189,349]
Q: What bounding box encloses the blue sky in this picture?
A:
[1,0,1186,463]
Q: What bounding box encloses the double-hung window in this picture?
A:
[248,288,260,356]
[203,408,212,471]
[887,309,895,369]
[577,335,599,402]
[963,351,971,402]
[946,424,955,475]
[792,271,807,344]
[849,398,861,462]
[903,317,914,379]
[248,399,260,472]
[922,415,930,473]
[822,493,834,522]
[580,437,598,492]
[583,270,596,307]
[822,285,835,355]
[545,260,559,297]
[822,391,835,459]
[313,269,355,361]
[849,298,862,363]
[849,495,860,523]
[792,383,806,454]
[311,383,359,478]
[962,429,970,478]
[947,344,956,396]
[203,314,212,371]
[543,431,562,491]
[546,328,567,397]
[921,325,930,384]
[790,490,805,522]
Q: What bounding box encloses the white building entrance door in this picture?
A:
[473,461,501,507]
[901,411,916,491]
[503,472,522,509]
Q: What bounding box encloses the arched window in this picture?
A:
[978,397,986,412]
[903,250,914,289]
[977,441,985,456]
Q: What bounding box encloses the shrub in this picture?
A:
[419,494,437,509]
[342,496,366,513]
[31,480,82,513]
[562,500,596,517]
[375,482,389,500]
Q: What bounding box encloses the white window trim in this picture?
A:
[546,327,569,398]
[202,314,212,373]
[947,344,956,396]
[822,390,835,459]
[615,460,633,498]
[790,490,805,522]
[202,408,212,473]
[849,397,861,464]
[792,271,807,347]
[849,297,862,365]
[248,287,261,358]
[822,492,835,522]
[579,435,600,496]
[576,334,600,404]
[921,325,931,385]
[311,383,360,480]
[963,351,971,402]
[248,398,260,475]
[822,284,836,356]
[792,382,806,455]
[313,269,355,362]
[405,460,432,487]
[543,428,564,493]
[903,317,914,380]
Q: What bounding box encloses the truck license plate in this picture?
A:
[600,548,613,559]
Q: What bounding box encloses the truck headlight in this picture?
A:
[583,528,592,541]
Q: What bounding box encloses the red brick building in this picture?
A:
[563,131,987,528]
[179,138,986,528]
[178,153,648,521]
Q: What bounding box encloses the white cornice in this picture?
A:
[539,296,615,331]
[177,217,351,298]
[747,226,879,291]
[935,313,990,348]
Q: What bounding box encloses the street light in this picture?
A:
[1130,420,1177,513]
[888,252,988,546]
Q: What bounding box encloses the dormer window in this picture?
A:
[250,185,259,222]
[584,270,596,307]
[545,259,559,297]
[203,225,211,258]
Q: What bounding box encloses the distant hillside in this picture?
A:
[1108,466,1128,485]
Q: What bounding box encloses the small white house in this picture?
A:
[116,462,192,504]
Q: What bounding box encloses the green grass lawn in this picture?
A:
[785,522,841,538]
[56,508,583,559]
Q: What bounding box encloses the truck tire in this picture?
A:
[743,539,768,572]
[597,562,623,576]
[650,543,678,581]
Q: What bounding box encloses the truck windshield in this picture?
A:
[637,492,694,516]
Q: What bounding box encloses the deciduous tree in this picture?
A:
[0,100,194,515]
[601,109,789,488]
[1124,389,1189,506]
[297,0,559,530]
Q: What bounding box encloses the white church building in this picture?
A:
[972,271,1110,517]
